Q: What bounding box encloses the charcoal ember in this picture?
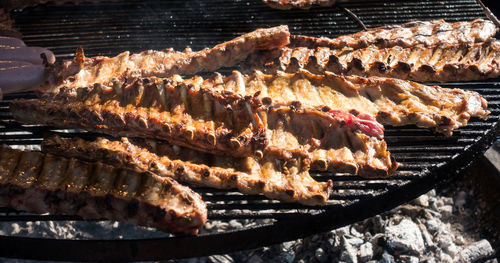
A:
[445,243,458,258]
[277,241,296,263]
[438,250,453,263]
[340,236,358,263]
[346,236,364,248]
[412,194,429,207]
[425,218,446,234]
[379,250,395,263]
[314,247,327,263]
[437,205,453,216]
[359,242,373,262]
[417,223,434,247]
[384,219,425,254]
[398,204,425,218]
[441,197,453,206]
[460,239,495,262]
[422,207,442,219]
[437,234,458,258]
[362,215,386,234]
[370,233,386,257]
[399,255,419,263]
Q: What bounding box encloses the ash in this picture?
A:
[197,186,498,263]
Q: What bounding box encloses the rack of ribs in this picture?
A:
[103,70,486,136]
[240,40,500,82]
[42,135,333,205]
[46,25,290,94]
[207,70,489,136]
[10,74,396,177]
[262,0,336,10]
[290,19,497,50]
[0,146,207,235]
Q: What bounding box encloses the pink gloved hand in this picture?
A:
[0,36,55,98]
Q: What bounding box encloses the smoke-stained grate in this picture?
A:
[0,0,498,261]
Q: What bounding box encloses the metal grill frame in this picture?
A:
[0,0,499,260]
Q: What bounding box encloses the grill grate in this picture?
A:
[0,0,499,260]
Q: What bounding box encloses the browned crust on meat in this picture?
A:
[45,26,290,93]
[11,74,396,177]
[261,105,396,176]
[0,146,207,235]
[37,77,268,158]
[263,0,336,10]
[177,70,488,136]
[241,40,500,82]
[290,19,497,49]
[42,135,333,205]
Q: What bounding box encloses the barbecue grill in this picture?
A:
[1,0,499,261]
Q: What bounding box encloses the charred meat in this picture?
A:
[13,77,268,158]
[241,40,500,82]
[263,0,336,10]
[0,147,207,235]
[47,26,290,93]
[10,75,396,177]
[137,70,487,136]
[42,135,333,205]
[290,19,497,49]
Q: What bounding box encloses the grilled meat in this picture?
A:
[0,146,207,235]
[241,40,500,82]
[10,75,396,177]
[263,0,336,9]
[23,79,267,159]
[291,19,497,49]
[262,106,394,176]
[46,26,290,93]
[162,70,486,136]
[42,135,333,205]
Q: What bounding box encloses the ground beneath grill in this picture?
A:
[0,152,498,262]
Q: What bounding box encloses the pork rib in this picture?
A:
[0,147,207,235]
[291,19,497,49]
[42,135,333,205]
[162,70,487,136]
[263,0,336,10]
[241,40,500,82]
[16,78,267,158]
[10,76,396,177]
[47,25,290,93]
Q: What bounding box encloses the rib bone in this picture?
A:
[11,75,396,177]
[291,19,497,49]
[241,40,500,82]
[0,147,207,235]
[46,25,290,93]
[42,135,333,205]
[156,70,488,136]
